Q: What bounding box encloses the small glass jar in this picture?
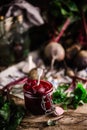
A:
[0,16,13,66]
[23,79,54,115]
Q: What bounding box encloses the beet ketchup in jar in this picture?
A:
[23,79,53,115]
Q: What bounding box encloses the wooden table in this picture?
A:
[11,95,87,130]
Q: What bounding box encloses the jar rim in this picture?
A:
[23,79,53,95]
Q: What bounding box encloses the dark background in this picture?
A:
[0,0,51,51]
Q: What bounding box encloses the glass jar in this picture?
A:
[0,16,18,66]
[23,79,54,115]
[10,31,30,63]
[0,16,13,66]
[0,36,11,66]
[10,15,30,63]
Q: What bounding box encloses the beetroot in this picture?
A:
[66,44,81,60]
[43,18,71,70]
[44,42,65,70]
[74,50,87,69]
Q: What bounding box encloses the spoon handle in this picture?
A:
[37,68,43,85]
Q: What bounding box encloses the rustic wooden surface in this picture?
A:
[11,95,87,130]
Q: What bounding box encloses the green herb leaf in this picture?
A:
[0,102,10,121]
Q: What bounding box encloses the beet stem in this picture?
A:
[3,76,27,91]
[74,2,87,45]
[54,18,71,43]
[80,9,87,42]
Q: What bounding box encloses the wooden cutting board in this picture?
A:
[12,95,87,130]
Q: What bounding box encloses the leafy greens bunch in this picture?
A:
[52,82,87,109]
[0,92,25,130]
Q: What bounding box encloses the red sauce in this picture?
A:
[23,79,53,115]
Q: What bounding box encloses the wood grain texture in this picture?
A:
[11,95,87,130]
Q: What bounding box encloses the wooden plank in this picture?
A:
[17,111,87,130]
[11,95,87,130]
